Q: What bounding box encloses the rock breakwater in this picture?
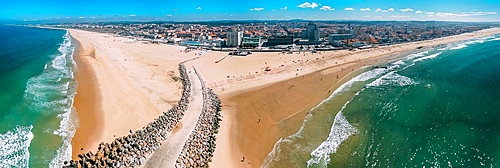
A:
[175,67,222,168]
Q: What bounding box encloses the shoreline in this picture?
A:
[204,27,500,167]
[214,55,394,167]
[70,33,104,159]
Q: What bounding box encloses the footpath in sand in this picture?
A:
[145,66,204,168]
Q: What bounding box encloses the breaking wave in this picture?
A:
[306,112,357,167]
[413,52,442,62]
[366,72,418,88]
[0,126,34,167]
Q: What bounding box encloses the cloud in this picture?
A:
[172,9,178,12]
[167,14,173,17]
[391,15,410,18]
[363,15,370,18]
[129,14,136,17]
[415,10,423,14]
[400,8,413,12]
[281,6,288,10]
[320,6,334,11]
[360,8,371,11]
[298,2,319,9]
[250,7,265,11]
[376,8,391,12]
[344,7,354,11]
[462,11,497,16]
[434,12,457,17]
[429,11,497,17]
[196,6,202,10]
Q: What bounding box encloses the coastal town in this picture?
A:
[34,20,494,52]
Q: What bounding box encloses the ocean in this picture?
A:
[0,26,77,167]
[263,34,500,167]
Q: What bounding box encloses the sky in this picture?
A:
[0,0,499,22]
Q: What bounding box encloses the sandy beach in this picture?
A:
[69,27,500,166]
[69,29,197,159]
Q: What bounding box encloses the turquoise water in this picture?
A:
[264,34,500,167]
[0,26,77,167]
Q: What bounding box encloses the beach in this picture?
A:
[68,27,500,166]
[69,29,196,159]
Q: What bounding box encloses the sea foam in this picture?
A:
[264,46,461,166]
[304,49,424,167]
[0,125,34,167]
[19,31,77,167]
[306,112,357,167]
[413,52,442,62]
[437,36,499,52]
[406,51,430,60]
[49,31,78,168]
[366,72,418,88]
[263,67,393,167]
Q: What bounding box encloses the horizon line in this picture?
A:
[4,18,500,24]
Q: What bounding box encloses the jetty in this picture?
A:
[144,66,204,167]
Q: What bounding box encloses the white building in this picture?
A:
[227,32,243,47]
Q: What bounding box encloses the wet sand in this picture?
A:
[71,33,104,159]
[216,57,391,167]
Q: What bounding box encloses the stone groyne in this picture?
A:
[64,63,191,168]
[175,67,222,168]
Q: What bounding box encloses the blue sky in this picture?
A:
[1,0,499,22]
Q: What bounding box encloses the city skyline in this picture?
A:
[1,0,499,22]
